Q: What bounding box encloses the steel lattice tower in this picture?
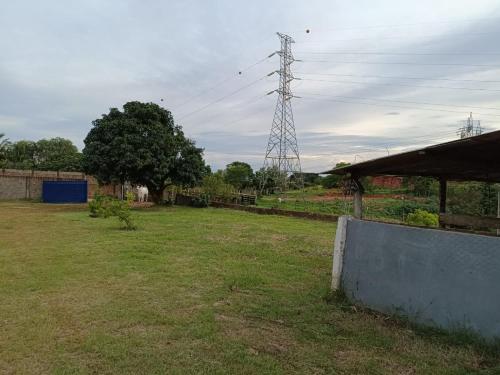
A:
[457,112,483,139]
[260,32,303,192]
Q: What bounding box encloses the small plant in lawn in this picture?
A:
[88,192,136,230]
[88,192,113,218]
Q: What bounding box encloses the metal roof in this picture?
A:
[323,130,500,182]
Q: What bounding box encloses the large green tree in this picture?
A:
[224,161,254,190]
[82,101,207,203]
[321,162,351,189]
[6,140,37,170]
[2,136,82,171]
[36,137,82,171]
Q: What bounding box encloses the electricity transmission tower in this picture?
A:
[457,112,482,139]
[260,32,303,193]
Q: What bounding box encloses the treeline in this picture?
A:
[0,134,82,171]
[206,161,353,193]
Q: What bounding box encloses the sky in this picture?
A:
[1,0,500,172]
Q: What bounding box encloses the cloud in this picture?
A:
[1,0,500,172]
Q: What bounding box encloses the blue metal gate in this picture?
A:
[42,180,88,203]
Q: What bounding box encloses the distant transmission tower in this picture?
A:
[260,32,303,193]
[457,112,482,139]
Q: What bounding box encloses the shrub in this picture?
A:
[88,193,113,218]
[191,194,209,208]
[202,174,234,202]
[383,200,438,218]
[88,192,136,230]
[405,209,439,227]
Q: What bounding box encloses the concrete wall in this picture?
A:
[334,217,500,340]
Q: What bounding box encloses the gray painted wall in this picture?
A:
[341,219,500,339]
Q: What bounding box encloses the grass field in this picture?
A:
[0,201,498,374]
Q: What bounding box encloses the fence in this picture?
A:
[332,216,500,340]
[0,169,119,200]
[210,201,338,222]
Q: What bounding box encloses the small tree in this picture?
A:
[202,173,234,201]
[224,161,254,190]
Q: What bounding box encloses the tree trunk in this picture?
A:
[149,188,164,204]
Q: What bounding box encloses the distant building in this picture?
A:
[371,176,403,189]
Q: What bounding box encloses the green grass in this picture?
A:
[0,201,498,374]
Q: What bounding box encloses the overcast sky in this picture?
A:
[1,0,500,172]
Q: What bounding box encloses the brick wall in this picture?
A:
[371,176,403,189]
[0,169,120,200]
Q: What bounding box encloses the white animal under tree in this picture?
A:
[137,186,149,202]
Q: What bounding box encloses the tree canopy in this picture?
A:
[1,136,82,171]
[0,133,11,168]
[321,162,351,189]
[224,161,254,190]
[82,101,208,202]
[36,138,82,171]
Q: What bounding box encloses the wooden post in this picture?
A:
[331,215,348,290]
[439,178,447,228]
[353,178,363,219]
[439,178,447,214]
[497,190,500,236]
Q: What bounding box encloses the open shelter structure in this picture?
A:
[324,130,500,230]
[327,130,500,341]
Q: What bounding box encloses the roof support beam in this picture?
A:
[439,178,447,228]
[353,178,363,219]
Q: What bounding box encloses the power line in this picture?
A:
[178,75,268,120]
[300,92,500,111]
[294,31,498,44]
[297,59,500,68]
[190,93,270,128]
[286,16,500,33]
[297,95,500,118]
[298,77,500,92]
[175,56,272,110]
[295,72,500,84]
[296,51,500,56]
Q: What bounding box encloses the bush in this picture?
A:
[405,209,439,227]
[88,192,136,230]
[88,193,113,218]
[320,174,341,189]
[383,200,438,219]
[191,194,209,208]
[202,174,234,202]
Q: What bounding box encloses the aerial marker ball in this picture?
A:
[306,29,310,33]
